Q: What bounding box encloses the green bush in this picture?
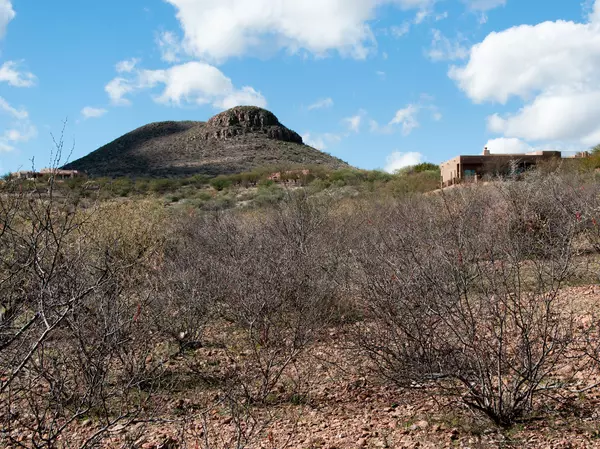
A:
[411,162,440,173]
[257,178,275,188]
[330,169,366,186]
[134,179,150,193]
[149,178,177,194]
[254,185,286,206]
[201,196,236,211]
[210,176,233,191]
[110,178,133,197]
[387,171,440,196]
[185,174,211,187]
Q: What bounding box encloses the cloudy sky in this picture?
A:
[0,0,598,173]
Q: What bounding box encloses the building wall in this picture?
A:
[440,156,462,187]
[440,152,561,187]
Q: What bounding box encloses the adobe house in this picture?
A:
[39,168,85,180]
[12,170,41,180]
[440,148,562,188]
[10,169,85,181]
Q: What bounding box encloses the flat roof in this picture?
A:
[440,151,561,166]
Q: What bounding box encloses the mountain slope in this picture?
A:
[64,107,349,177]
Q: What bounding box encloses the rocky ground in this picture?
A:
[8,285,600,449]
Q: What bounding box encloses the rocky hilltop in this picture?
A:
[64,106,347,177]
[205,107,303,143]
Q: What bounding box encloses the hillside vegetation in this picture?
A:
[3,163,442,211]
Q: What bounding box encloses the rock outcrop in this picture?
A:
[203,107,304,144]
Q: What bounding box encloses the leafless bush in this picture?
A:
[0,135,164,447]
[174,192,350,404]
[351,176,584,426]
[148,211,225,355]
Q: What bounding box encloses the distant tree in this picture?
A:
[580,144,600,170]
[416,162,439,173]
[397,163,440,175]
[210,175,233,191]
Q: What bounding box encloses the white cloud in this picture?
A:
[413,9,429,24]
[0,96,27,119]
[390,104,420,135]
[0,61,36,87]
[385,151,424,173]
[0,96,36,151]
[343,110,366,132]
[484,137,532,154]
[427,29,468,61]
[451,1,600,147]
[164,0,434,62]
[463,0,505,22]
[105,77,135,106]
[487,91,600,146]
[371,97,440,136]
[463,0,506,11]
[302,132,342,150]
[0,0,15,39]
[116,58,140,73]
[156,31,182,63]
[4,123,36,142]
[390,22,411,38]
[308,97,334,110]
[214,87,267,110]
[449,20,600,104]
[369,119,394,135]
[590,0,600,22]
[0,117,37,152]
[106,61,266,110]
[81,106,108,119]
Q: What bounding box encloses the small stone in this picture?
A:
[415,420,429,430]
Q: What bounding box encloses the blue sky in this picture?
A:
[0,0,598,174]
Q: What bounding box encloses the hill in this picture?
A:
[64,106,349,177]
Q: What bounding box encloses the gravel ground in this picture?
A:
[7,285,600,449]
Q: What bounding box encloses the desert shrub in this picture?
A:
[177,192,350,403]
[149,178,177,194]
[308,178,331,193]
[148,211,220,354]
[134,178,150,193]
[386,170,440,196]
[0,182,164,447]
[201,195,236,211]
[110,177,133,196]
[350,176,583,426]
[253,184,285,207]
[185,173,211,187]
[365,170,393,184]
[210,176,233,191]
[329,168,366,186]
[257,178,274,188]
[240,171,262,187]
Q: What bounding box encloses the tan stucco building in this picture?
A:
[440,149,562,187]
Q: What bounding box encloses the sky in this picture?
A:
[0,0,599,174]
